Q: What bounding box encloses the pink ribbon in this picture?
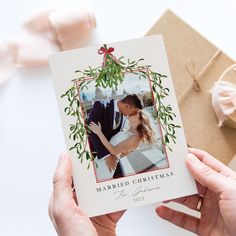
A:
[98,46,120,67]
[211,80,236,126]
[0,5,96,85]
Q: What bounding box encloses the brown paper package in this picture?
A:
[146,10,236,164]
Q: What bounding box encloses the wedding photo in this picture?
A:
[78,70,169,182]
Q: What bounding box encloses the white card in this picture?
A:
[49,35,197,217]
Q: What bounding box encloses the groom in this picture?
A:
[87,94,142,175]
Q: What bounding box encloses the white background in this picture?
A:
[0,0,236,235]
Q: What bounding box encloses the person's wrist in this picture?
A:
[97,130,102,136]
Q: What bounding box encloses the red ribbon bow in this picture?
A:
[98,46,119,67]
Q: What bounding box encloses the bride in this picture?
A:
[89,110,156,180]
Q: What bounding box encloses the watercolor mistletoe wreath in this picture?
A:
[61,44,180,168]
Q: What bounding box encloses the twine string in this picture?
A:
[178,50,222,104]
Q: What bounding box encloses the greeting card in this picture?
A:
[49,35,197,217]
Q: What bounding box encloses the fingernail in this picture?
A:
[187,153,198,163]
[163,200,170,204]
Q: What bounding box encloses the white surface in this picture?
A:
[1,0,236,235]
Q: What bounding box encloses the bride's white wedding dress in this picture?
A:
[94,130,136,181]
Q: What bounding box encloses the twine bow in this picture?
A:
[178,50,222,105]
[98,46,119,67]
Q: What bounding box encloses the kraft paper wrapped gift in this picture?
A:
[146,10,236,164]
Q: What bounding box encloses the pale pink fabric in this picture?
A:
[0,5,96,85]
[49,7,96,50]
[0,40,17,85]
[211,81,236,126]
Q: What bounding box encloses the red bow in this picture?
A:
[98,46,119,67]
[98,46,114,54]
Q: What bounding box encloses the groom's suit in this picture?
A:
[87,99,123,159]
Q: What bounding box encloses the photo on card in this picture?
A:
[77,69,170,182]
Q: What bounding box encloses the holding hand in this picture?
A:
[156,148,236,236]
[48,153,124,236]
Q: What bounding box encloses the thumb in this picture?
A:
[186,153,229,194]
[53,153,73,204]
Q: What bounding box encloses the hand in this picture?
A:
[156,148,236,236]
[90,122,102,135]
[48,153,125,236]
[105,154,118,172]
